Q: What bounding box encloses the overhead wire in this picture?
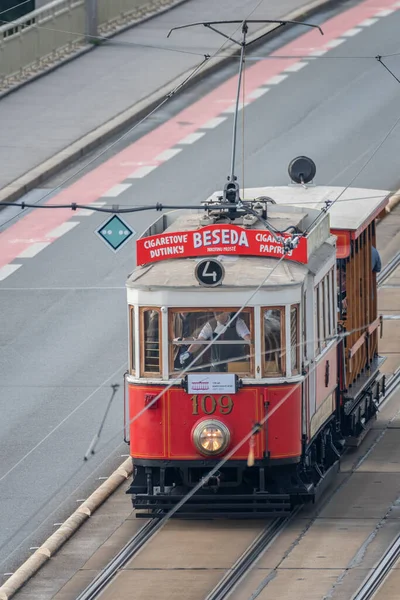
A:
[0,307,385,566]
[0,0,32,18]
[0,0,395,570]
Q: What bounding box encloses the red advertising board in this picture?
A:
[136,224,308,265]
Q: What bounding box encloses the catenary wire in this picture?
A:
[0,309,383,567]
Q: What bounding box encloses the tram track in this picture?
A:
[75,517,162,600]
[204,513,299,600]
[72,247,400,600]
[352,534,400,600]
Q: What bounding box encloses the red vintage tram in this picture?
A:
[123,18,388,518]
[124,172,388,517]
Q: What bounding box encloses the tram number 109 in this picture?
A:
[190,395,234,416]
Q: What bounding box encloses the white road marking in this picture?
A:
[375,8,395,16]
[247,87,270,99]
[90,201,107,206]
[342,27,362,37]
[0,264,22,281]
[155,148,182,162]
[223,101,250,114]
[326,38,345,48]
[178,132,205,144]
[266,74,288,85]
[201,117,227,129]
[359,17,378,26]
[284,62,308,72]
[128,165,158,178]
[308,49,328,57]
[102,183,132,197]
[75,208,94,216]
[46,221,80,239]
[17,242,51,258]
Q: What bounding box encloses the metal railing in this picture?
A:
[0,0,182,93]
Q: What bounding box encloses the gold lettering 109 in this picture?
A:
[190,395,234,416]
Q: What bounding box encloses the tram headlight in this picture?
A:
[192,420,230,456]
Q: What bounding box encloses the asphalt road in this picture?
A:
[1,0,400,578]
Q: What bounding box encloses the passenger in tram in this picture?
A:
[337,264,347,314]
[179,311,250,372]
[372,246,381,273]
[172,312,194,369]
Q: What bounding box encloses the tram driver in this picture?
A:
[179,311,250,372]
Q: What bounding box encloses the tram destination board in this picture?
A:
[95,215,136,252]
[136,224,308,265]
[195,258,225,287]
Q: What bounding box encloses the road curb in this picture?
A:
[0,459,133,600]
[0,0,333,208]
[0,0,190,101]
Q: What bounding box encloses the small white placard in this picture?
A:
[187,373,236,394]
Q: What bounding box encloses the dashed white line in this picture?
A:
[178,132,206,144]
[325,38,345,48]
[223,101,250,114]
[17,242,51,258]
[284,61,308,72]
[102,183,132,197]
[375,8,395,16]
[75,208,95,216]
[46,221,80,239]
[359,17,378,26]
[0,264,22,281]
[266,74,288,85]
[308,49,328,57]
[342,27,362,37]
[201,117,227,129]
[128,165,158,178]
[90,201,107,206]
[247,87,270,99]
[155,148,182,162]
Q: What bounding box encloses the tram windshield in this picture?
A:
[169,309,253,376]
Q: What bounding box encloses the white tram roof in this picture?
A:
[207,186,389,234]
[128,207,336,291]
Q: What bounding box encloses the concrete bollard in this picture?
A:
[0,458,133,600]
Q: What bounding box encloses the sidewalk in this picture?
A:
[0,0,328,204]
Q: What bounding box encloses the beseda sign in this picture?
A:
[136,225,307,265]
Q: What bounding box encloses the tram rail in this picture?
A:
[75,517,161,600]
[352,534,400,600]
[205,512,298,600]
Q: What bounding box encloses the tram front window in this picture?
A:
[169,309,253,376]
[262,307,285,376]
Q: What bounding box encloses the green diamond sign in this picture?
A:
[96,215,136,252]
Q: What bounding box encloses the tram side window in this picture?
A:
[315,271,335,355]
[141,309,161,375]
[130,306,136,374]
[169,309,253,376]
[290,305,299,374]
[262,307,284,376]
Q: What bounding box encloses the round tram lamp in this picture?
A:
[192,420,231,456]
